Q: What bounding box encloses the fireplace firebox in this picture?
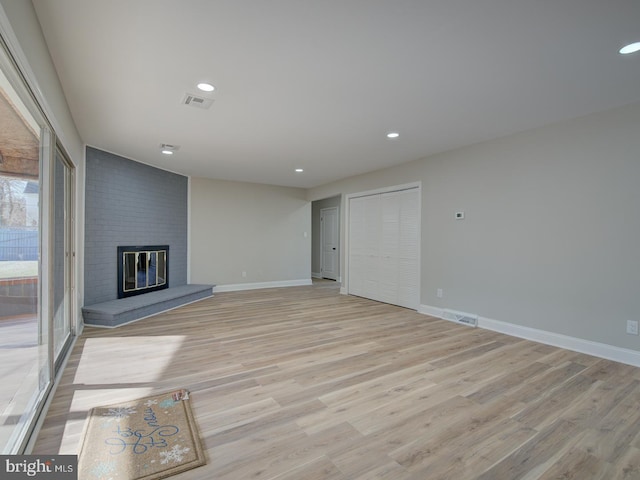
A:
[117,245,169,298]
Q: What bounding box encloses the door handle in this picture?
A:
[332,248,336,250]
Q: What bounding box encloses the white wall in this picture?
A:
[190,177,311,289]
[309,101,640,353]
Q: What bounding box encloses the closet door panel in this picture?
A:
[362,195,381,300]
[349,195,381,300]
[379,192,399,304]
[348,253,367,297]
[397,258,419,309]
[399,190,420,260]
[397,189,420,309]
[378,255,398,305]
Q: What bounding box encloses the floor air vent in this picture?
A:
[182,93,214,109]
[442,309,478,327]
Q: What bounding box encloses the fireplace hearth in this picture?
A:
[117,245,169,298]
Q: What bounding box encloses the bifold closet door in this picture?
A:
[348,188,419,309]
[348,194,381,300]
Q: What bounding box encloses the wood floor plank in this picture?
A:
[297,369,436,435]
[31,281,640,479]
[270,455,346,480]
[466,361,551,404]
[405,418,537,480]
[604,446,640,480]
[475,419,581,480]
[512,374,598,429]
[535,447,609,480]
[573,382,640,465]
[390,395,527,471]
[506,361,588,404]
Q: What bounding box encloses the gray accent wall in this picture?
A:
[84,147,188,305]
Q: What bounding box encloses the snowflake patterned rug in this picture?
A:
[77,389,206,480]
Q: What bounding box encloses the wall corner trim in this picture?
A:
[419,304,640,368]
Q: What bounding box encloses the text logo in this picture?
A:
[0,456,77,479]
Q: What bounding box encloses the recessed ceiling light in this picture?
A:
[620,42,640,54]
[387,132,400,139]
[295,168,304,173]
[159,143,180,155]
[197,82,215,92]
[620,42,640,55]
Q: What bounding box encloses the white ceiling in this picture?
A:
[32,0,640,189]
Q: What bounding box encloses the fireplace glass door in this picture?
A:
[120,247,168,297]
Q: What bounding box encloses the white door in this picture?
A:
[379,192,400,305]
[348,187,419,309]
[347,196,367,296]
[396,189,420,309]
[320,207,339,280]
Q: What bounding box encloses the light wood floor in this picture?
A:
[33,281,640,479]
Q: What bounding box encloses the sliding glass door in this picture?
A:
[52,148,73,367]
[0,34,75,453]
[0,62,49,453]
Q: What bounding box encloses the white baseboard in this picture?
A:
[213,278,312,293]
[419,304,640,367]
[340,287,348,295]
[418,304,444,318]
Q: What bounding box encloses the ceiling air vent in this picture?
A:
[182,93,214,109]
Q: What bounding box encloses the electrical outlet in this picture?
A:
[627,320,638,335]
[437,288,443,298]
[242,271,247,278]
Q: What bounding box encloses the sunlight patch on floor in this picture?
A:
[73,336,186,385]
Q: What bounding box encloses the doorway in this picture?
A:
[311,195,341,283]
[320,207,339,280]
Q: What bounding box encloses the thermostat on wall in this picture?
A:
[455,211,465,219]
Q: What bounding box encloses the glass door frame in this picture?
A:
[51,145,75,373]
[0,31,77,454]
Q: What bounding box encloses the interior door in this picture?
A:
[320,207,339,280]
